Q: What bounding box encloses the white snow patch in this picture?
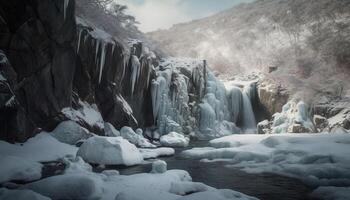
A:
[0,188,50,200]
[0,155,42,183]
[0,133,78,162]
[139,147,175,159]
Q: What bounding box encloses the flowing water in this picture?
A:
[113,141,316,200]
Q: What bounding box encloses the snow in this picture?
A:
[176,190,258,200]
[0,133,77,162]
[151,160,167,173]
[169,181,213,195]
[62,100,104,130]
[160,132,190,147]
[23,174,103,200]
[76,136,143,166]
[139,147,175,159]
[0,188,50,200]
[120,126,156,148]
[182,133,350,193]
[0,155,42,183]
[311,186,350,200]
[104,122,120,137]
[50,120,91,145]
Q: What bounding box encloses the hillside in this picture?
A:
[148,0,350,101]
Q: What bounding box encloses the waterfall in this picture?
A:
[241,91,257,129]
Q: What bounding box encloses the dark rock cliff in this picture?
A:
[0,0,155,142]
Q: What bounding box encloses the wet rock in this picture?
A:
[257,120,270,134]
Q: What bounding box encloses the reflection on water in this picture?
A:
[111,141,316,200]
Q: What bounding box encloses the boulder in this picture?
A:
[50,121,92,145]
[257,120,270,134]
[120,126,155,148]
[76,136,143,166]
[151,160,167,174]
[160,132,190,147]
[104,122,120,137]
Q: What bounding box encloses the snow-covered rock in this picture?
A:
[76,136,143,166]
[120,126,155,148]
[139,147,175,159]
[271,100,315,133]
[257,120,270,134]
[0,155,42,183]
[327,108,350,130]
[0,188,50,200]
[313,115,328,131]
[151,160,167,174]
[23,174,103,200]
[104,122,120,137]
[50,120,92,145]
[160,132,189,147]
[62,100,104,131]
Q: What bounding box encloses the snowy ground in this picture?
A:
[0,133,258,200]
[182,133,350,198]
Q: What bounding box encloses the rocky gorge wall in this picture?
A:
[0,0,155,142]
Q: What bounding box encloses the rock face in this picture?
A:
[258,79,289,117]
[0,0,76,141]
[0,0,156,142]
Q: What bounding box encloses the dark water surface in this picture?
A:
[115,141,317,200]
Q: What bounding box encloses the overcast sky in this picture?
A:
[116,0,254,32]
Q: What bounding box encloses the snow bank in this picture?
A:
[0,133,77,162]
[0,188,50,200]
[160,132,190,147]
[139,147,175,159]
[0,155,42,183]
[23,174,103,200]
[183,133,350,192]
[151,160,167,173]
[120,126,156,148]
[77,136,143,166]
[177,189,259,200]
[50,120,91,145]
[169,181,212,195]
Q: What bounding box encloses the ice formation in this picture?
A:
[63,0,70,20]
[130,55,141,94]
[150,58,258,139]
[271,100,315,133]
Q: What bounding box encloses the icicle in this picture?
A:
[63,0,70,20]
[130,55,140,94]
[77,28,83,53]
[95,40,100,65]
[98,42,106,84]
